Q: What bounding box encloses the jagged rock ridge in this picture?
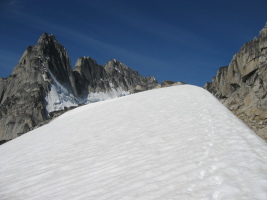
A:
[73,57,158,98]
[0,33,159,142]
[205,22,267,141]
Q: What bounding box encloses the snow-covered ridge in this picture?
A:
[1,85,267,199]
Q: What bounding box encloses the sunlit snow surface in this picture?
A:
[1,85,267,200]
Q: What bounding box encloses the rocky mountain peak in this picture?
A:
[74,56,99,69]
[37,33,57,45]
[104,59,129,73]
[0,33,78,142]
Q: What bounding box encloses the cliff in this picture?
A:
[205,22,267,141]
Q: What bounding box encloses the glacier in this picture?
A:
[0,85,267,200]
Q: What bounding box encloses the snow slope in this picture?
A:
[1,85,267,200]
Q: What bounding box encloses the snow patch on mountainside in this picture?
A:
[2,85,267,199]
[44,65,130,113]
[44,67,78,113]
[81,87,130,104]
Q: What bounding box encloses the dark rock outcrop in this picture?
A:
[161,80,186,88]
[0,33,159,143]
[104,59,159,93]
[73,57,109,95]
[73,57,159,96]
[205,22,267,141]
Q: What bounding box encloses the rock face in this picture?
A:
[73,57,110,96]
[73,58,158,97]
[0,33,69,142]
[161,80,186,88]
[104,59,159,93]
[0,33,159,143]
[205,22,267,141]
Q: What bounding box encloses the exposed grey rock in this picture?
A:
[0,33,79,141]
[36,33,78,96]
[73,57,110,96]
[103,59,158,93]
[161,80,186,88]
[73,57,159,95]
[0,73,48,141]
[205,22,267,141]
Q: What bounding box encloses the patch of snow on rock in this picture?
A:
[79,87,130,104]
[44,67,78,113]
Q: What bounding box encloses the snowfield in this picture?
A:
[1,85,267,200]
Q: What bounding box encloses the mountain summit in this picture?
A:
[0,33,159,143]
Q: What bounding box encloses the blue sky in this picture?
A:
[0,0,267,86]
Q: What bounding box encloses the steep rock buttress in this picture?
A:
[205,22,267,141]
